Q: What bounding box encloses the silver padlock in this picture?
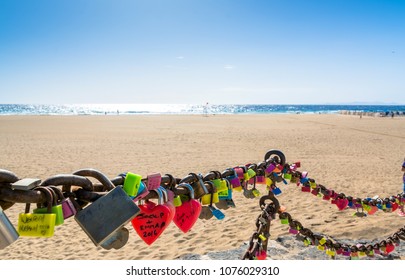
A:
[74,186,141,247]
[11,178,41,190]
[0,207,19,249]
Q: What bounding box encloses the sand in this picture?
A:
[0,113,404,260]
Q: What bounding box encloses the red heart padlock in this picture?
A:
[391,202,398,212]
[385,242,395,254]
[173,183,201,233]
[132,189,174,245]
[255,250,267,260]
[335,197,349,211]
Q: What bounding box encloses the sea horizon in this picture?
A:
[0,103,405,116]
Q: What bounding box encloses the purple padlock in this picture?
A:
[265,164,276,173]
[289,228,299,235]
[256,176,266,184]
[50,186,77,219]
[342,250,351,257]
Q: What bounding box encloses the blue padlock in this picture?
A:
[272,186,282,196]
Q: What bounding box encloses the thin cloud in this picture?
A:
[176,56,185,59]
[224,65,234,70]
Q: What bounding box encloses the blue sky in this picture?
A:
[0,0,404,104]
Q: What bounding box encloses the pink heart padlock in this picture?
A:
[173,183,202,233]
[132,188,174,245]
[335,197,349,211]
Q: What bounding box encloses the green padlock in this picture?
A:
[283,173,292,180]
[123,172,142,197]
[246,168,256,180]
[33,187,64,226]
[173,195,182,207]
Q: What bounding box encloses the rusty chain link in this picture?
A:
[1,149,404,259]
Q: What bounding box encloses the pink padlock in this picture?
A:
[147,173,161,190]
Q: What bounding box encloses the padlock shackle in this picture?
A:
[48,186,65,203]
[175,183,195,200]
[32,187,54,213]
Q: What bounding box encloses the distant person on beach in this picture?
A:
[203,102,209,117]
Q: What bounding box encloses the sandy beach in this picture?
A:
[0,113,404,260]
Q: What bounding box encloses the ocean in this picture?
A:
[0,104,404,116]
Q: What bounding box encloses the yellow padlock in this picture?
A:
[317,245,325,251]
[252,189,261,197]
[319,237,327,245]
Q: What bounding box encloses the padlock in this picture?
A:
[207,198,225,220]
[255,250,267,260]
[335,197,349,211]
[234,167,245,181]
[326,248,336,257]
[132,188,175,245]
[132,182,150,203]
[255,175,266,185]
[182,173,209,199]
[33,187,64,226]
[271,185,282,196]
[146,173,161,190]
[290,174,298,184]
[173,195,182,207]
[317,245,325,251]
[159,187,176,214]
[246,168,256,180]
[311,188,319,196]
[199,181,225,220]
[75,185,141,247]
[279,212,290,224]
[18,187,56,237]
[289,227,299,235]
[123,172,142,197]
[227,171,242,192]
[301,185,310,192]
[322,190,331,201]
[265,177,273,188]
[49,186,77,220]
[11,178,41,190]
[218,179,232,200]
[0,207,19,249]
[303,238,311,246]
[251,185,261,197]
[201,182,219,205]
[309,179,317,189]
[265,163,276,174]
[283,173,292,180]
[318,237,326,245]
[172,183,201,233]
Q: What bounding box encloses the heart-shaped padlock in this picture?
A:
[173,183,202,233]
[335,197,349,211]
[131,188,175,245]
